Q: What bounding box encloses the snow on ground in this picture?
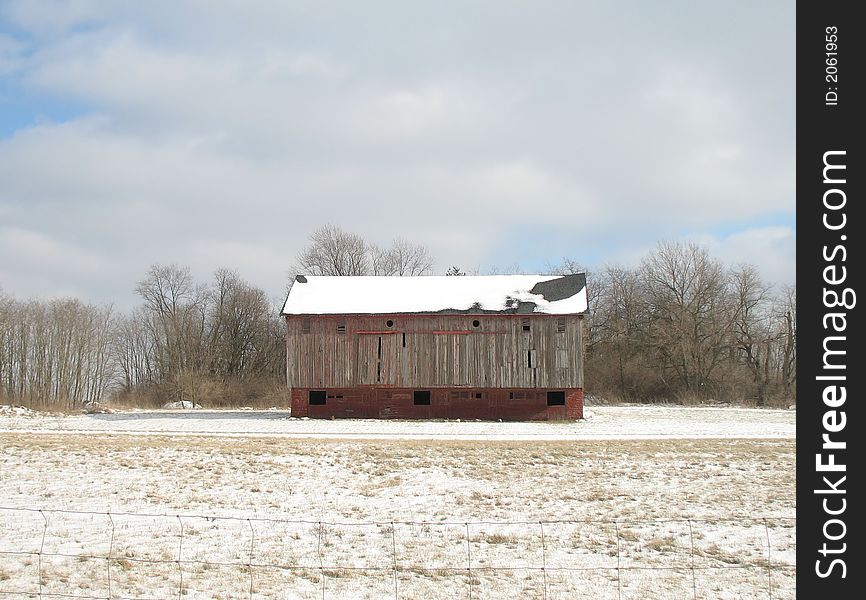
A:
[0,405,45,417]
[0,405,795,440]
[0,406,795,599]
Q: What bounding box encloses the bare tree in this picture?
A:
[295,226,436,279]
[295,224,369,276]
[117,265,287,406]
[0,296,115,408]
[208,269,284,378]
[589,266,645,399]
[134,264,210,399]
[113,308,158,393]
[371,238,434,276]
[730,265,774,405]
[545,257,586,276]
[638,241,734,397]
[775,285,796,398]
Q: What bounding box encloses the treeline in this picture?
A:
[586,241,796,406]
[296,224,434,276]
[0,267,286,410]
[114,266,286,407]
[0,297,115,408]
[0,226,796,409]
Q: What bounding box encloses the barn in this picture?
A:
[281,273,588,420]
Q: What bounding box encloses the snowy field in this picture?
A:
[0,406,795,599]
[0,404,795,440]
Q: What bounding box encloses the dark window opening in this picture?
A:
[474,392,482,399]
[302,319,311,333]
[337,320,346,334]
[472,319,480,328]
[527,350,533,368]
[376,336,382,383]
[402,332,406,347]
[509,392,514,400]
[556,318,566,333]
[521,318,530,332]
[413,390,431,405]
[547,391,566,406]
[386,319,394,328]
[309,390,326,405]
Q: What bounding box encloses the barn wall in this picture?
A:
[290,387,583,421]
[286,314,584,390]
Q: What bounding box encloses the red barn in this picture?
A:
[281,273,587,420]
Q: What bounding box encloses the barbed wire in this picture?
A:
[0,507,795,599]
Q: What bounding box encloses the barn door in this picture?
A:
[376,333,400,385]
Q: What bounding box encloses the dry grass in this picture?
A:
[0,432,795,599]
[0,433,794,523]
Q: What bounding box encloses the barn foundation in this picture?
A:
[290,387,583,420]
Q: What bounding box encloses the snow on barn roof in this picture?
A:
[281,273,588,315]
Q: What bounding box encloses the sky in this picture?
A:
[0,1,795,309]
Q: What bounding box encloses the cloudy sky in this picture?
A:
[0,1,794,308]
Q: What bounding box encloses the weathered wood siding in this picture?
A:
[286,314,584,389]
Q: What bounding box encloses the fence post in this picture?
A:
[613,521,622,600]
[539,521,548,600]
[465,522,472,600]
[247,519,255,600]
[763,518,772,600]
[317,521,325,600]
[107,512,115,600]
[176,515,185,600]
[687,520,696,600]
[390,522,398,600]
[37,509,48,600]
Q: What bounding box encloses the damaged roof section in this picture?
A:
[281,274,588,316]
[530,273,586,302]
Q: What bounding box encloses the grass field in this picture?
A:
[0,411,795,599]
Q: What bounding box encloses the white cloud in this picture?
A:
[0,32,25,75]
[601,226,795,288]
[0,226,119,301]
[0,1,795,304]
[690,226,796,287]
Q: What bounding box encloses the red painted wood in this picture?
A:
[290,387,583,421]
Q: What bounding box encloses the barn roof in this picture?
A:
[281,273,588,315]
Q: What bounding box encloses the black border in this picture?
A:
[796,1,863,594]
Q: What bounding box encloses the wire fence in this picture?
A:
[0,507,795,599]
